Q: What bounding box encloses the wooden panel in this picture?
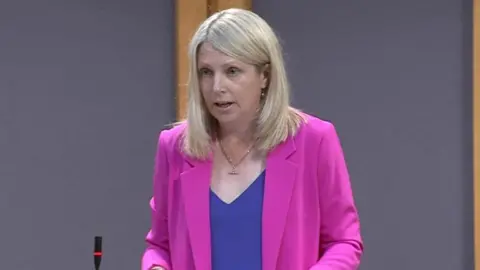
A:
[175,0,209,120]
[475,0,480,269]
[208,0,252,15]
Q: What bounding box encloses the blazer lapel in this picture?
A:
[262,136,298,270]
[180,154,213,270]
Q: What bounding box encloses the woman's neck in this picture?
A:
[218,122,256,148]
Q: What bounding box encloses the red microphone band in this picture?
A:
[94,252,102,256]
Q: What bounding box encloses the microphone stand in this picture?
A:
[94,236,102,270]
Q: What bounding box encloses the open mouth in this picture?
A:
[214,102,234,109]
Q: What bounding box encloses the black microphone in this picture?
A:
[94,236,102,270]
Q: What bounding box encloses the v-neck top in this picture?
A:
[209,170,266,270]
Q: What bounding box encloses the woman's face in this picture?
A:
[197,42,268,128]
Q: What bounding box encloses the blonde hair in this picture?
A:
[180,8,305,159]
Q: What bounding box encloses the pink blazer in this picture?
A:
[141,114,363,270]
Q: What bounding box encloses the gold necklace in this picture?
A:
[218,140,254,175]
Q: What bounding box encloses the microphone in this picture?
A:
[94,236,103,270]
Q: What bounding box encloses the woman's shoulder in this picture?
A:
[290,112,344,158]
[296,112,338,142]
[157,121,187,152]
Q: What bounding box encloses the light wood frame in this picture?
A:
[175,0,209,120]
[175,0,252,120]
[475,0,480,268]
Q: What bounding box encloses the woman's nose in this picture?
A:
[213,74,225,92]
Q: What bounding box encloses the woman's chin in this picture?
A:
[211,111,242,126]
[214,114,238,125]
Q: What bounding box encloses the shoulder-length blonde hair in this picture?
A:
[180,8,305,159]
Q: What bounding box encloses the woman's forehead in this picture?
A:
[197,43,245,67]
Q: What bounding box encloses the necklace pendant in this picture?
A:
[228,169,239,175]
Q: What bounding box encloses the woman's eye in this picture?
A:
[199,68,212,76]
[227,67,240,76]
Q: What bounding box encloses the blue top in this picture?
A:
[210,170,265,270]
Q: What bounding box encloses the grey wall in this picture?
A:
[253,0,474,269]
[0,0,175,269]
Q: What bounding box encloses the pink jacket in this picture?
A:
[142,114,363,270]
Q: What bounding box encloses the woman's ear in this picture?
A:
[261,63,270,89]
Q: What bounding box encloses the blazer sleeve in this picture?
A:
[142,131,172,270]
[310,123,364,270]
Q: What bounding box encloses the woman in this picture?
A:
[142,8,363,270]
